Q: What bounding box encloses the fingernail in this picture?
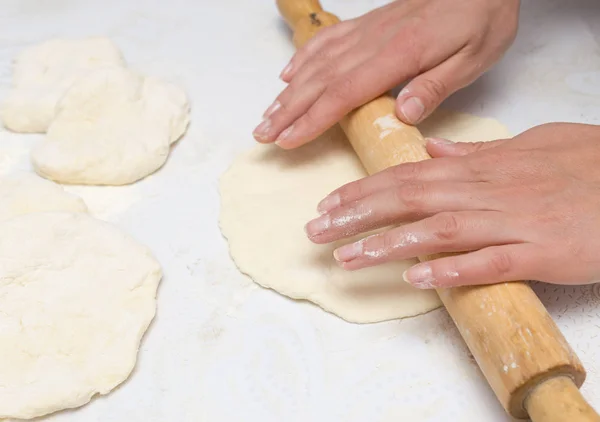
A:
[398,87,410,98]
[317,193,341,214]
[280,62,293,79]
[333,241,363,262]
[263,101,281,119]
[403,263,436,289]
[305,214,330,237]
[275,125,294,146]
[426,137,453,146]
[253,118,272,141]
[400,97,425,124]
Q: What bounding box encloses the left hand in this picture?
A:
[304,122,600,289]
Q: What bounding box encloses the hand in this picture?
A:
[253,0,520,149]
[304,123,600,289]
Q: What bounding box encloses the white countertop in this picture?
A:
[0,0,599,421]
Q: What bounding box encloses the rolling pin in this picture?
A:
[275,1,600,420]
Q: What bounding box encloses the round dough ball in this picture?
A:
[0,37,125,133]
[219,109,512,323]
[0,172,87,221]
[31,66,190,185]
[0,212,162,419]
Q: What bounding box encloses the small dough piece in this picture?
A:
[31,66,190,185]
[0,212,162,420]
[0,172,87,221]
[219,109,511,323]
[1,37,125,133]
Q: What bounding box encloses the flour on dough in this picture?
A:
[219,109,511,323]
[0,172,87,221]
[31,66,190,185]
[0,212,162,420]
[1,37,125,133]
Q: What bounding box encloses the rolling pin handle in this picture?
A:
[526,376,600,422]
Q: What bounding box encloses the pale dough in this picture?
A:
[0,172,87,221]
[31,66,190,185]
[1,37,125,133]
[0,212,162,420]
[219,109,511,323]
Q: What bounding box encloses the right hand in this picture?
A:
[254,0,521,149]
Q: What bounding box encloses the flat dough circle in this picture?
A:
[0,172,87,221]
[219,109,511,323]
[0,212,162,419]
[31,66,190,185]
[0,37,125,133]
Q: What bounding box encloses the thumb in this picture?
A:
[425,137,507,157]
[396,54,477,125]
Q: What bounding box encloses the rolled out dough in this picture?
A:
[219,109,511,323]
[0,212,162,419]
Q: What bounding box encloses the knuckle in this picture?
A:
[274,96,291,114]
[488,251,513,277]
[381,232,397,253]
[314,25,336,40]
[343,181,365,202]
[392,162,421,182]
[470,142,488,152]
[419,77,448,104]
[316,58,338,82]
[396,182,426,210]
[302,107,321,129]
[274,85,293,106]
[388,28,421,71]
[431,213,461,242]
[325,76,354,103]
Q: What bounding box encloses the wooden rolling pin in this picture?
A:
[275,1,600,420]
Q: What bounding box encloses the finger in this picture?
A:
[284,32,361,89]
[395,53,482,125]
[275,44,421,148]
[426,137,508,157]
[330,211,524,270]
[316,158,478,214]
[255,44,372,144]
[280,21,356,82]
[403,243,541,289]
[307,182,493,242]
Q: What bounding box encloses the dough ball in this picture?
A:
[219,127,441,323]
[0,172,87,221]
[0,212,162,420]
[219,109,512,323]
[31,66,190,185]
[1,37,125,133]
